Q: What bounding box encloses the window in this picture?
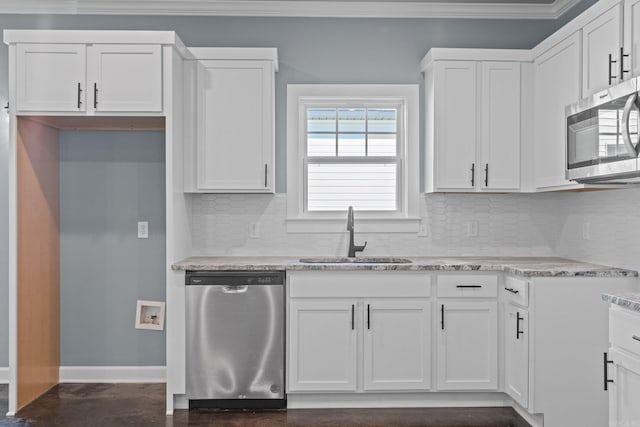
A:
[287,85,419,233]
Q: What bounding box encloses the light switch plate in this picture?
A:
[138,221,149,239]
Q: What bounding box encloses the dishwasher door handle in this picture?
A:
[222,285,249,294]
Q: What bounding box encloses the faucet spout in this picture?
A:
[346,206,367,258]
[347,206,354,231]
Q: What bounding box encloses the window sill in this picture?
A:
[285,217,420,233]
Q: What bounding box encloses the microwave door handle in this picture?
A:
[622,93,639,156]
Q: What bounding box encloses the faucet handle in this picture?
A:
[356,241,367,252]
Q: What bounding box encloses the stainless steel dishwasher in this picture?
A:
[185,270,286,410]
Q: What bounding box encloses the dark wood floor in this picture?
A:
[0,384,531,427]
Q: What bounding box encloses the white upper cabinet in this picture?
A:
[16,43,86,112]
[422,50,524,193]
[87,44,162,113]
[429,60,477,191]
[582,4,623,96]
[184,48,278,193]
[480,61,521,191]
[533,32,582,190]
[196,59,275,192]
[12,38,164,115]
[624,0,640,77]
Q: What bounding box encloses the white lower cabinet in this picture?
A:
[436,301,498,390]
[286,270,637,427]
[608,305,640,427]
[288,299,357,392]
[363,300,431,391]
[287,271,431,393]
[504,304,529,408]
[609,348,640,427]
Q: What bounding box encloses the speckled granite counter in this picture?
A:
[171,256,638,278]
[602,293,640,313]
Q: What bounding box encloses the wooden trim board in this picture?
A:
[17,117,60,410]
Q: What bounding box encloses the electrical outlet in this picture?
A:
[582,222,590,240]
[249,222,260,238]
[418,218,429,237]
[137,221,149,239]
[467,221,478,237]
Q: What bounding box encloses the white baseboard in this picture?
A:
[0,367,8,384]
[59,366,166,383]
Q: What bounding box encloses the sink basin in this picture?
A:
[299,257,413,264]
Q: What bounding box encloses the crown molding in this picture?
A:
[0,0,581,19]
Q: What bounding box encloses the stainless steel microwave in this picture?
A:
[566,77,640,183]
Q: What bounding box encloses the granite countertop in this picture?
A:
[171,256,638,278]
[602,293,640,313]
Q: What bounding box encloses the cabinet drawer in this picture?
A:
[610,307,640,357]
[436,275,497,298]
[289,271,431,298]
[502,276,529,307]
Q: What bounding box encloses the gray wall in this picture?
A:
[0,9,577,367]
[59,130,166,365]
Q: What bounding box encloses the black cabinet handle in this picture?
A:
[620,47,630,81]
[93,83,98,109]
[456,285,482,289]
[440,304,445,330]
[77,82,82,109]
[633,335,640,342]
[609,53,618,85]
[484,164,488,187]
[516,312,524,340]
[367,304,370,330]
[604,352,614,391]
[351,304,354,330]
[265,164,268,188]
[470,163,475,187]
[504,287,520,294]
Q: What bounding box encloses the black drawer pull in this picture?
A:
[367,304,370,330]
[504,287,520,294]
[440,304,445,330]
[604,352,614,391]
[456,285,482,289]
[351,304,355,330]
[516,312,524,339]
[633,335,640,342]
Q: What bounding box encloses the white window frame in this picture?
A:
[286,84,420,233]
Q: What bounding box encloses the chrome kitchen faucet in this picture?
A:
[347,206,367,258]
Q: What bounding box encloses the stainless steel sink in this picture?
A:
[298,257,413,264]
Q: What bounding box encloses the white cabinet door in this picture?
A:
[624,0,640,77]
[196,60,275,192]
[533,32,582,190]
[582,4,623,96]
[505,304,529,409]
[87,44,162,113]
[480,62,521,191]
[437,301,498,390]
[363,300,431,391]
[609,347,640,427]
[433,61,477,191]
[16,43,86,112]
[288,300,357,392]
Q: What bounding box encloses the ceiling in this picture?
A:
[0,0,582,19]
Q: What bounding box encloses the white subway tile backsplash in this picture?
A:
[190,188,640,272]
[191,192,560,258]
